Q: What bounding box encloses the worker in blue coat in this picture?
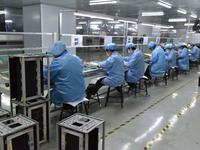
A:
[164,44,177,71]
[86,43,125,99]
[43,41,85,106]
[144,41,166,79]
[123,43,145,87]
[176,43,189,70]
[189,42,199,61]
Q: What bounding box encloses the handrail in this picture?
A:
[0,32,53,36]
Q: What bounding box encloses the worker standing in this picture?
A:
[123,43,145,87]
[144,41,166,79]
[86,43,125,99]
[43,41,85,106]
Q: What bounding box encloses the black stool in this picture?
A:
[105,85,124,108]
[190,59,198,69]
[138,76,148,95]
[153,71,168,87]
[60,98,89,120]
[170,66,178,80]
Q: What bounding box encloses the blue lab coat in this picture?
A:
[165,49,177,71]
[123,49,145,83]
[149,46,166,77]
[189,46,199,60]
[177,48,189,70]
[98,51,125,87]
[43,51,85,106]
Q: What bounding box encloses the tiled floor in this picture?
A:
[1,68,200,150]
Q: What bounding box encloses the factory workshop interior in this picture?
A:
[1,0,200,150]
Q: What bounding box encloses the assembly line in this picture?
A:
[1,0,200,150]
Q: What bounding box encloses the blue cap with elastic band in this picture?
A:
[48,41,66,56]
[105,43,117,50]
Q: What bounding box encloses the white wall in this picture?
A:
[176,29,187,42]
[40,4,76,53]
[23,4,76,54]
[23,5,42,48]
[137,24,152,37]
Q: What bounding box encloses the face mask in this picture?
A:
[178,49,182,52]
[128,51,133,54]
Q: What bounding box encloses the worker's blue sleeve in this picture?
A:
[43,59,62,82]
[123,56,131,61]
[190,48,196,54]
[150,50,158,63]
[98,57,114,69]
[165,51,169,55]
[124,55,139,68]
[165,51,173,62]
[178,49,187,58]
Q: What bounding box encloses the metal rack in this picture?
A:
[8,54,51,144]
[0,115,39,150]
[0,107,10,120]
[57,113,105,150]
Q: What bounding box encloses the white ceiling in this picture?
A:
[0,0,199,29]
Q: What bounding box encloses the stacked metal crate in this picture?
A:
[8,54,51,144]
[57,113,105,150]
[0,115,39,150]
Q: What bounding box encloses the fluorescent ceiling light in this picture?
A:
[141,23,173,29]
[184,23,194,26]
[160,29,168,32]
[74,12,114,21]
[5,20,12,23]
[156,25,174,29]
[89,0,117,5]
[91,27,100,30]
[90,21,102,24]
[115,24,124,27]
[108,20,120,24]
[114,26,120,29]
[90,25,99,28]
[177,9,187,14]
[171,30,177,33]
[141,23,154,27]
[76,26,83,29]
[78,21,87,24]
[142,11,164,16]
[168,18,186,22]
[128,28,137,31]
[0,10,6,14]
[157,0,171,9]
[190,14,197,18]
[119,19,137,24]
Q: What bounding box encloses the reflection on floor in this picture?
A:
[1,68,200,150]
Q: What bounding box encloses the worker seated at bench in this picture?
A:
[189,42,199,61]
[86,43,125,99]
[144,41,166,79]
[164,44,177,71]
[43,41,85,106]
[176,43,189,71]
[123,43,145,88]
